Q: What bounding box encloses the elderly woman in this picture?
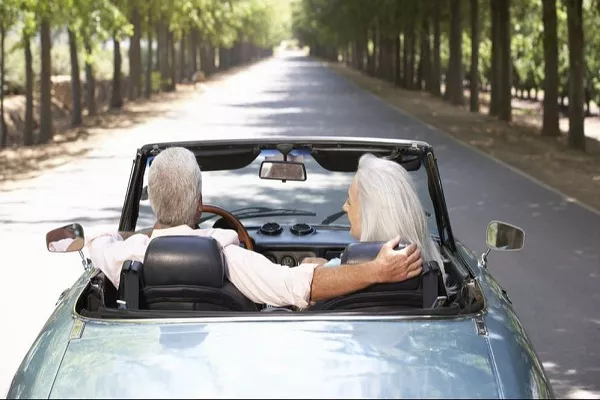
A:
[311,153,447,282]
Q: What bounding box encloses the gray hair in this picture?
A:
[354,153,447,280]
[148,147,202,227]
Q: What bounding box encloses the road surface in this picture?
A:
[1,52,599,398]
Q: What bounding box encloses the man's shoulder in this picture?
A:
[192,228,240,247]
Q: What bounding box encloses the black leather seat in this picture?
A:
[131,235,257,312]
[309,241,447,311]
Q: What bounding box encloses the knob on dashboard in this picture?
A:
[290,223,314,236]
[260,222,283,235]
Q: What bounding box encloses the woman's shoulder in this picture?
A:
[323,257,342,267]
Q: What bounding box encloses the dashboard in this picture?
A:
[244,222,355,267]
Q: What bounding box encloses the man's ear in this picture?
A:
[194,195,203,223]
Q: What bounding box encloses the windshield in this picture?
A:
[137,149,437,233]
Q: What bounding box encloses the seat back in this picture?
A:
[122,235,257,312]
[310,241,446,311]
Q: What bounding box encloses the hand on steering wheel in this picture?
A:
[201,204,254,251]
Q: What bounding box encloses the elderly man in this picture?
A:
[88,147,423,309]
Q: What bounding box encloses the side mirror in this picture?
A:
[259,160,307,182]
[486,221,525,251]
[46,223,85,253]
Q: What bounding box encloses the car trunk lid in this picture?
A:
[50,317,499,398]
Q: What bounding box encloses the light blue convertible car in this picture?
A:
[7,137,554,399]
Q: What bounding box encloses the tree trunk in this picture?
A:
[128,7,142,100]
[84,38,97,116]
[394,33,402,86]
[200,42,215,76]
[541,0,560,137]
[421,14,432,92]
[469,0,480,112]
[498,0,512,121]
[566,0,585,150]
[189,29,198,79]
[409,25,417,90]
[0,24,6,148]
[110,37,123,109]
[402,28,410,88]
[68,28,82,127]
[218,47,228,70]
[384,36,395,82]
[489,0,499,116]
[39,18,53,144]
[168,31,176,91]
[23,32,34,145]
[431,4,442,96]
[179,34,186,83]
[158,19,169,91]
[356,31,367,71]
[447,0,464,105]
[145,12,153,98]
[377,29,385,79]
[155,24,161,72]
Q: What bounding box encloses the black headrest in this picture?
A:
[341,241,410,265]
[143,235,225,288]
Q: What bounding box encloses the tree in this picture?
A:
[20,2,37,145]
[0,0,18,147]
[102,0,132,108]
[38,16,53,143]
[565,0,585,150]
[144,6,153,98]
[0,22,6,147]
[68,28,83,126]
[489,0,499,116]
[497,0,512,122]
[430,1,442,96]
[128,2,142,100]
[541,0,560,137]
[469,0,480,112]
[446,0,464,105]
[23,31,34,145]
[110,36,123,108]
[420,5,432,92]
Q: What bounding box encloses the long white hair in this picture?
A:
[354,153,447,281]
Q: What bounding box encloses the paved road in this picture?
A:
[1,52,599,398]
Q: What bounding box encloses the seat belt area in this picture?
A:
[422,261,447,309]
[117,260,143,310]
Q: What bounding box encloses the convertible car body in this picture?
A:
[7,137,554,399]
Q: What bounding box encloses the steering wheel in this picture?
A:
[201,204,254,251]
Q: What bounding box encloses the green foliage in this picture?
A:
[1,0,291,92]
[292,0,600,102]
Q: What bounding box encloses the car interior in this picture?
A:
[74,139,486,320]
[76,224,485,319]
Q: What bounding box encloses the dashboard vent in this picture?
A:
[259,222,283,236]
[290,223,315,236]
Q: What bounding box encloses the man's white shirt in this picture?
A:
[87,225,318,308]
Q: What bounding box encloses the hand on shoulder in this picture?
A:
[371,236,423,283]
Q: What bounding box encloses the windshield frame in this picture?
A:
[118,137,456,251]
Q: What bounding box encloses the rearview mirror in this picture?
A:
[259,161,307,182]
[486,221,525,251]
[46,223,85,253]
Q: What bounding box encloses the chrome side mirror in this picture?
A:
[46,223,85,253]
[46,223,93,271]
[480,221,525,267]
